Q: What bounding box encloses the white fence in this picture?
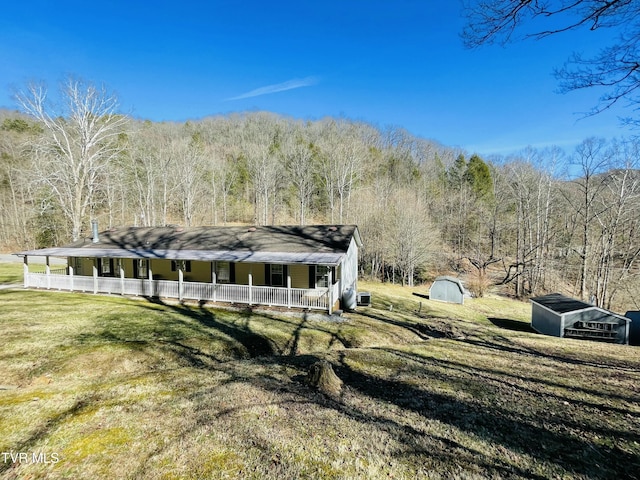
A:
[25,273,332,311]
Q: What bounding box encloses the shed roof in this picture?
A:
[625,311,640,321]
[432,276,464,294]
[15,225,362,266]
[530,293,593,314]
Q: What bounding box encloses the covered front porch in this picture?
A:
[22,257,341,312]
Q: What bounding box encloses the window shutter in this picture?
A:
[265,264,271,286]
[230,263,236,283]
[308,265,315,288]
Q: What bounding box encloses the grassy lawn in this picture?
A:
[1,281,639,479]
[0,262,24,284]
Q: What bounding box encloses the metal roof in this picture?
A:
[530,293,594,314]
[531,293,631,322]
[15,248,344,265]
[432,276,464,294]
[15,225,360,266]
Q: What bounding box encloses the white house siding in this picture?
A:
[341,237,359,295]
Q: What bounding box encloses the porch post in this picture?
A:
[178,263,184,301]
[23,255,28,288]
[119,261,125,295]
[69,263,74,292]
[46,256,51,290]
[287,274,292,309]
[248,272,253,306]
[93,260,98,294]
[148,260,153,297]
[327,267,333,315]
[212,265,217,303]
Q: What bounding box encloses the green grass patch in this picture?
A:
[0,262,23,284]
[0,285,639,479]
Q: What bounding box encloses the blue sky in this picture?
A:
[0,1,631,157]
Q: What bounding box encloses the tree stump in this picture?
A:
[306,360,342,396]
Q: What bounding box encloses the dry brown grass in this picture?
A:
[0,282,639,479]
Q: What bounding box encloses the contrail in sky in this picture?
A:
[226,76,319,100]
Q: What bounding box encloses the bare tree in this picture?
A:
[462,0,640,120]
[173,135,206,227]
[317,119,366,223]
[283,125,317,225]
[592,139,640,308]
[128,122,160,227]
[500,148,560,296]
[15,77,129,240]
[242,113,282,225]
[208,143,239,225]
[0,115,41,247]
[197,117,240,225]
[388,189,438,287]
[561,137,611,300]
[127,121,182,227]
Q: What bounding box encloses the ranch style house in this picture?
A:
[15,224,363,314]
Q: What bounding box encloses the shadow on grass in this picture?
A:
[488,317,535,333]
[151,299,640,477]
[356,309,441,340]
[140,298,354,359]
[149,299,278,358]
[326,349,640,480]
[49,296,640,479]
[0,395,97,475]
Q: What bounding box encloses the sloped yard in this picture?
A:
[0,281,639,479]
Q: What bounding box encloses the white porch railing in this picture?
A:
[25,273,332,311]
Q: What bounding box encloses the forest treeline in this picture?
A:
[1,80,639,312]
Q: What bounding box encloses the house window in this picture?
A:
[72,258,83,275]
[315,265,329,288]
[270,264,285,287]
[99,258,113,277]
[216,261,231,284]
[171,260,192,272]
[136,259,148,279]
[314,265,337,288]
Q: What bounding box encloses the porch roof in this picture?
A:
[16,248,344,265]
[15,224,360,266]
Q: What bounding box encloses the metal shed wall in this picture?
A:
[624,311,639,345]
[564,309,629,344]
[429,278,464,304]
[531,303,563,337]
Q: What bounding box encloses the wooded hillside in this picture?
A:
[1,80,639,312]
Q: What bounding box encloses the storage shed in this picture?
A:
[531,293,631,344]
[624,311,639,346]
[429,276,465,304]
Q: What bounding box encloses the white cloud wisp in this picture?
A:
[226,76,318,101]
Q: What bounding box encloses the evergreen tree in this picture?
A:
[448,154,467,188]
[463,154,493,199]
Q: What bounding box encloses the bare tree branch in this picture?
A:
[462,0,640,122]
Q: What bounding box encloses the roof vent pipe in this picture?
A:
[91,220,99,243]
